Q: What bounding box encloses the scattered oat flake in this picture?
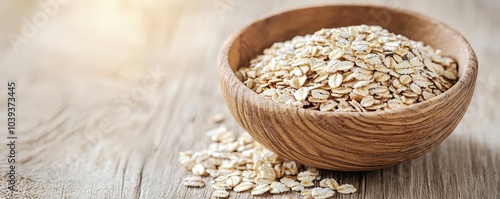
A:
[337,184,357,194]
[225,176,241,188]
[237,25,457,112]
[192,164,205,176]
[233,181,254,192]
[270,181,290,194]
[311,187,335,199]
[321,178,340,190]
[301,189,313,197]
[211,114,225,123]
[292,184,305,192]
[281,177,299,188]
[179,126,358,198]
[301,179,315,187]
[212,189,229,198]
[251,184,270,195]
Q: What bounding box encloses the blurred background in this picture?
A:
[0,0,499,198]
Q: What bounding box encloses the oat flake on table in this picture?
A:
[178,125,357,198]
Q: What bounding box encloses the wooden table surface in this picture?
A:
[0,0,499,198]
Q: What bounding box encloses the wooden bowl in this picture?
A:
[218,5,478,171]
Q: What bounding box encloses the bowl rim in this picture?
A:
[218,4,478,117]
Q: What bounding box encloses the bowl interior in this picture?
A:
[227,5,470,81]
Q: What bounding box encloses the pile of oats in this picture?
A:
[179,126,357,198]
[236,25,458,112]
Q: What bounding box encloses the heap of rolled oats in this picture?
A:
[236,25,458,112]
[179,126,357,198]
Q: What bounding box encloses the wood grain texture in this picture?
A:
[219,5,478,171]
[0,0,498,198]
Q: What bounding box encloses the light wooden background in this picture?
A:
[0,0,499,198]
